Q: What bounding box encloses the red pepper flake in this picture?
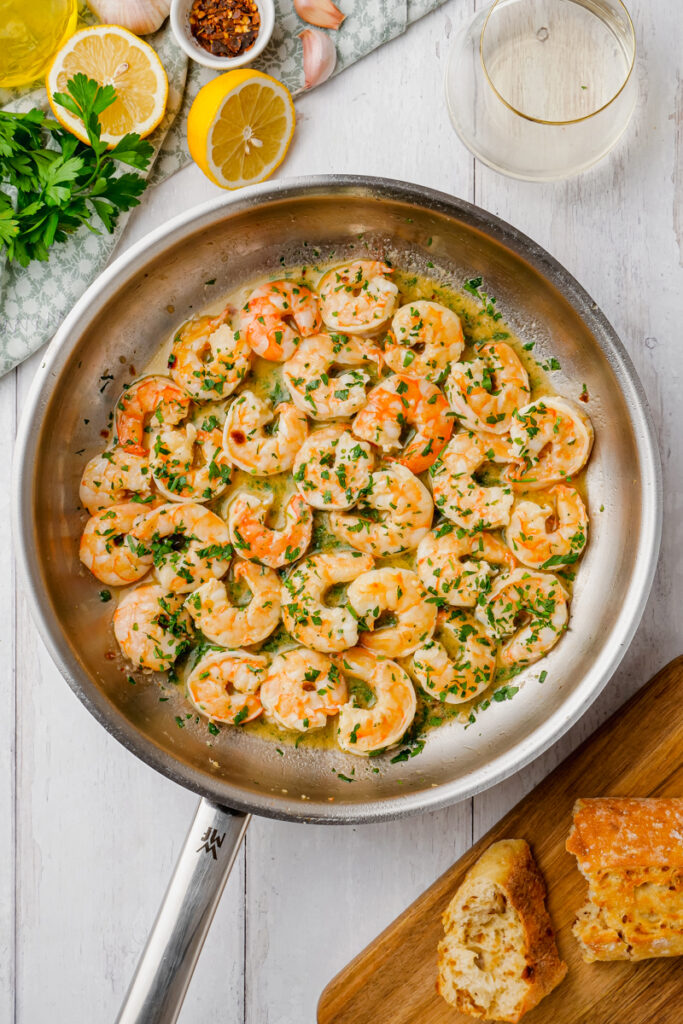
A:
[189,0,261,58]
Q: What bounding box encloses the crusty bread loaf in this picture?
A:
[566,796,683,962]
[437,839,567,1022]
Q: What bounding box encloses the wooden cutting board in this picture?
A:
[318,656,683,1024]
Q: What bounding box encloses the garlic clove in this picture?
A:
[294,0,345,31]
[87,0,171,36]
[299,28,336,90]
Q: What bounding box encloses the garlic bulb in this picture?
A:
[294,0,345,31]
[87,0,171,35]
[299,29,336,90]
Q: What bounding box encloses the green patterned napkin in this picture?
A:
[0,0,446,375]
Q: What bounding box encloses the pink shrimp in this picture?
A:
[115,375,190,457]
[352,374,453,474]
[241,280,322,361]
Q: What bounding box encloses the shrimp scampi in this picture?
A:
[77,258,595,753]
[384,300,464,379]
[318,261,398,335]
[507,397,594,489]
[281,550,374,653]
[329,464,433,556]
[150,423,231,503]
[79,448,153,515]
[169,307,251,400]
[283,333,382,419]
[260,648,347,732]
[187,650,266,725]
[335,647,416,755]
[431,430,519,531]
[346,567,437,658]
[353,373,453,474]
[222,391,308,475]
[505,484,588,570]
[476,568,569,668]
[79,503,153,587]
[242,280,322,361]
[130,502,231,593]
[113,585,192,671]
[292,425,374,510]
[184,562,281,647]
[412,609,496,704]
[416,524,516,607]
[446,341,530,434]
[115,375,190,457]
[228,491,312,568]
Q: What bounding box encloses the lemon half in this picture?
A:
[187,70,295,190]
[47,25,168,147]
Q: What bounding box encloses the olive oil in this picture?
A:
[0,0,77,88]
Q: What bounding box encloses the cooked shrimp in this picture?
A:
[476,568,569,668]
[281,550,374,653]
[412,609,496,703]
[384,301,464,379]
[184,562,280,647]
[115,375,190,457]
[352,374,453,474]
[169,307,251,400]
[318,261,398,335]
[113,584,192,671]
[79,503,153,586]
[505,484,588,570]
[187,650,266,725]
[335,647,416,755]
[228,490,312,569]
[346,567,437,658]
[222,391,308,476]
[329,464,433,556]
[506,397,594,489]
[79,448,153,515]
[150,424,231,503]
[446,342,530,434]
[292,425,374,510]
[416,524,516,607]
[283,333,382,419]
[130,502,231,594]
[431,430,519,531]
[260,648,347,732]
[241,280,322,361]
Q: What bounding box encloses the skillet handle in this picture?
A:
[116,798,250,1024]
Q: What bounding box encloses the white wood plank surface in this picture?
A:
[3,0,682,1020]
[0,368,16,1024]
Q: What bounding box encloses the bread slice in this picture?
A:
[566,796,683,962]
[437,839,567,1022]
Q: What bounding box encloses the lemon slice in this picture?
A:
[46,25,168,146]
[187,70,295,190]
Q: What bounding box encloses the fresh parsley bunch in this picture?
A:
[0,73,154,267]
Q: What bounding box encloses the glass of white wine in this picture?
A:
[446,0,637,181]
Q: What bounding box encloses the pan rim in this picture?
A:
[12,174,662,823]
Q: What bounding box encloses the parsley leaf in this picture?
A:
[0,74,153,267]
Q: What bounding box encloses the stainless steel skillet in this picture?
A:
[12,176,661,1022]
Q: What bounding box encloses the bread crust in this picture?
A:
[438,839,567,1022]
[567,797,683,870]
[567,797,683,962]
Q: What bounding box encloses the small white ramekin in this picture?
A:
[170,0,275,70]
